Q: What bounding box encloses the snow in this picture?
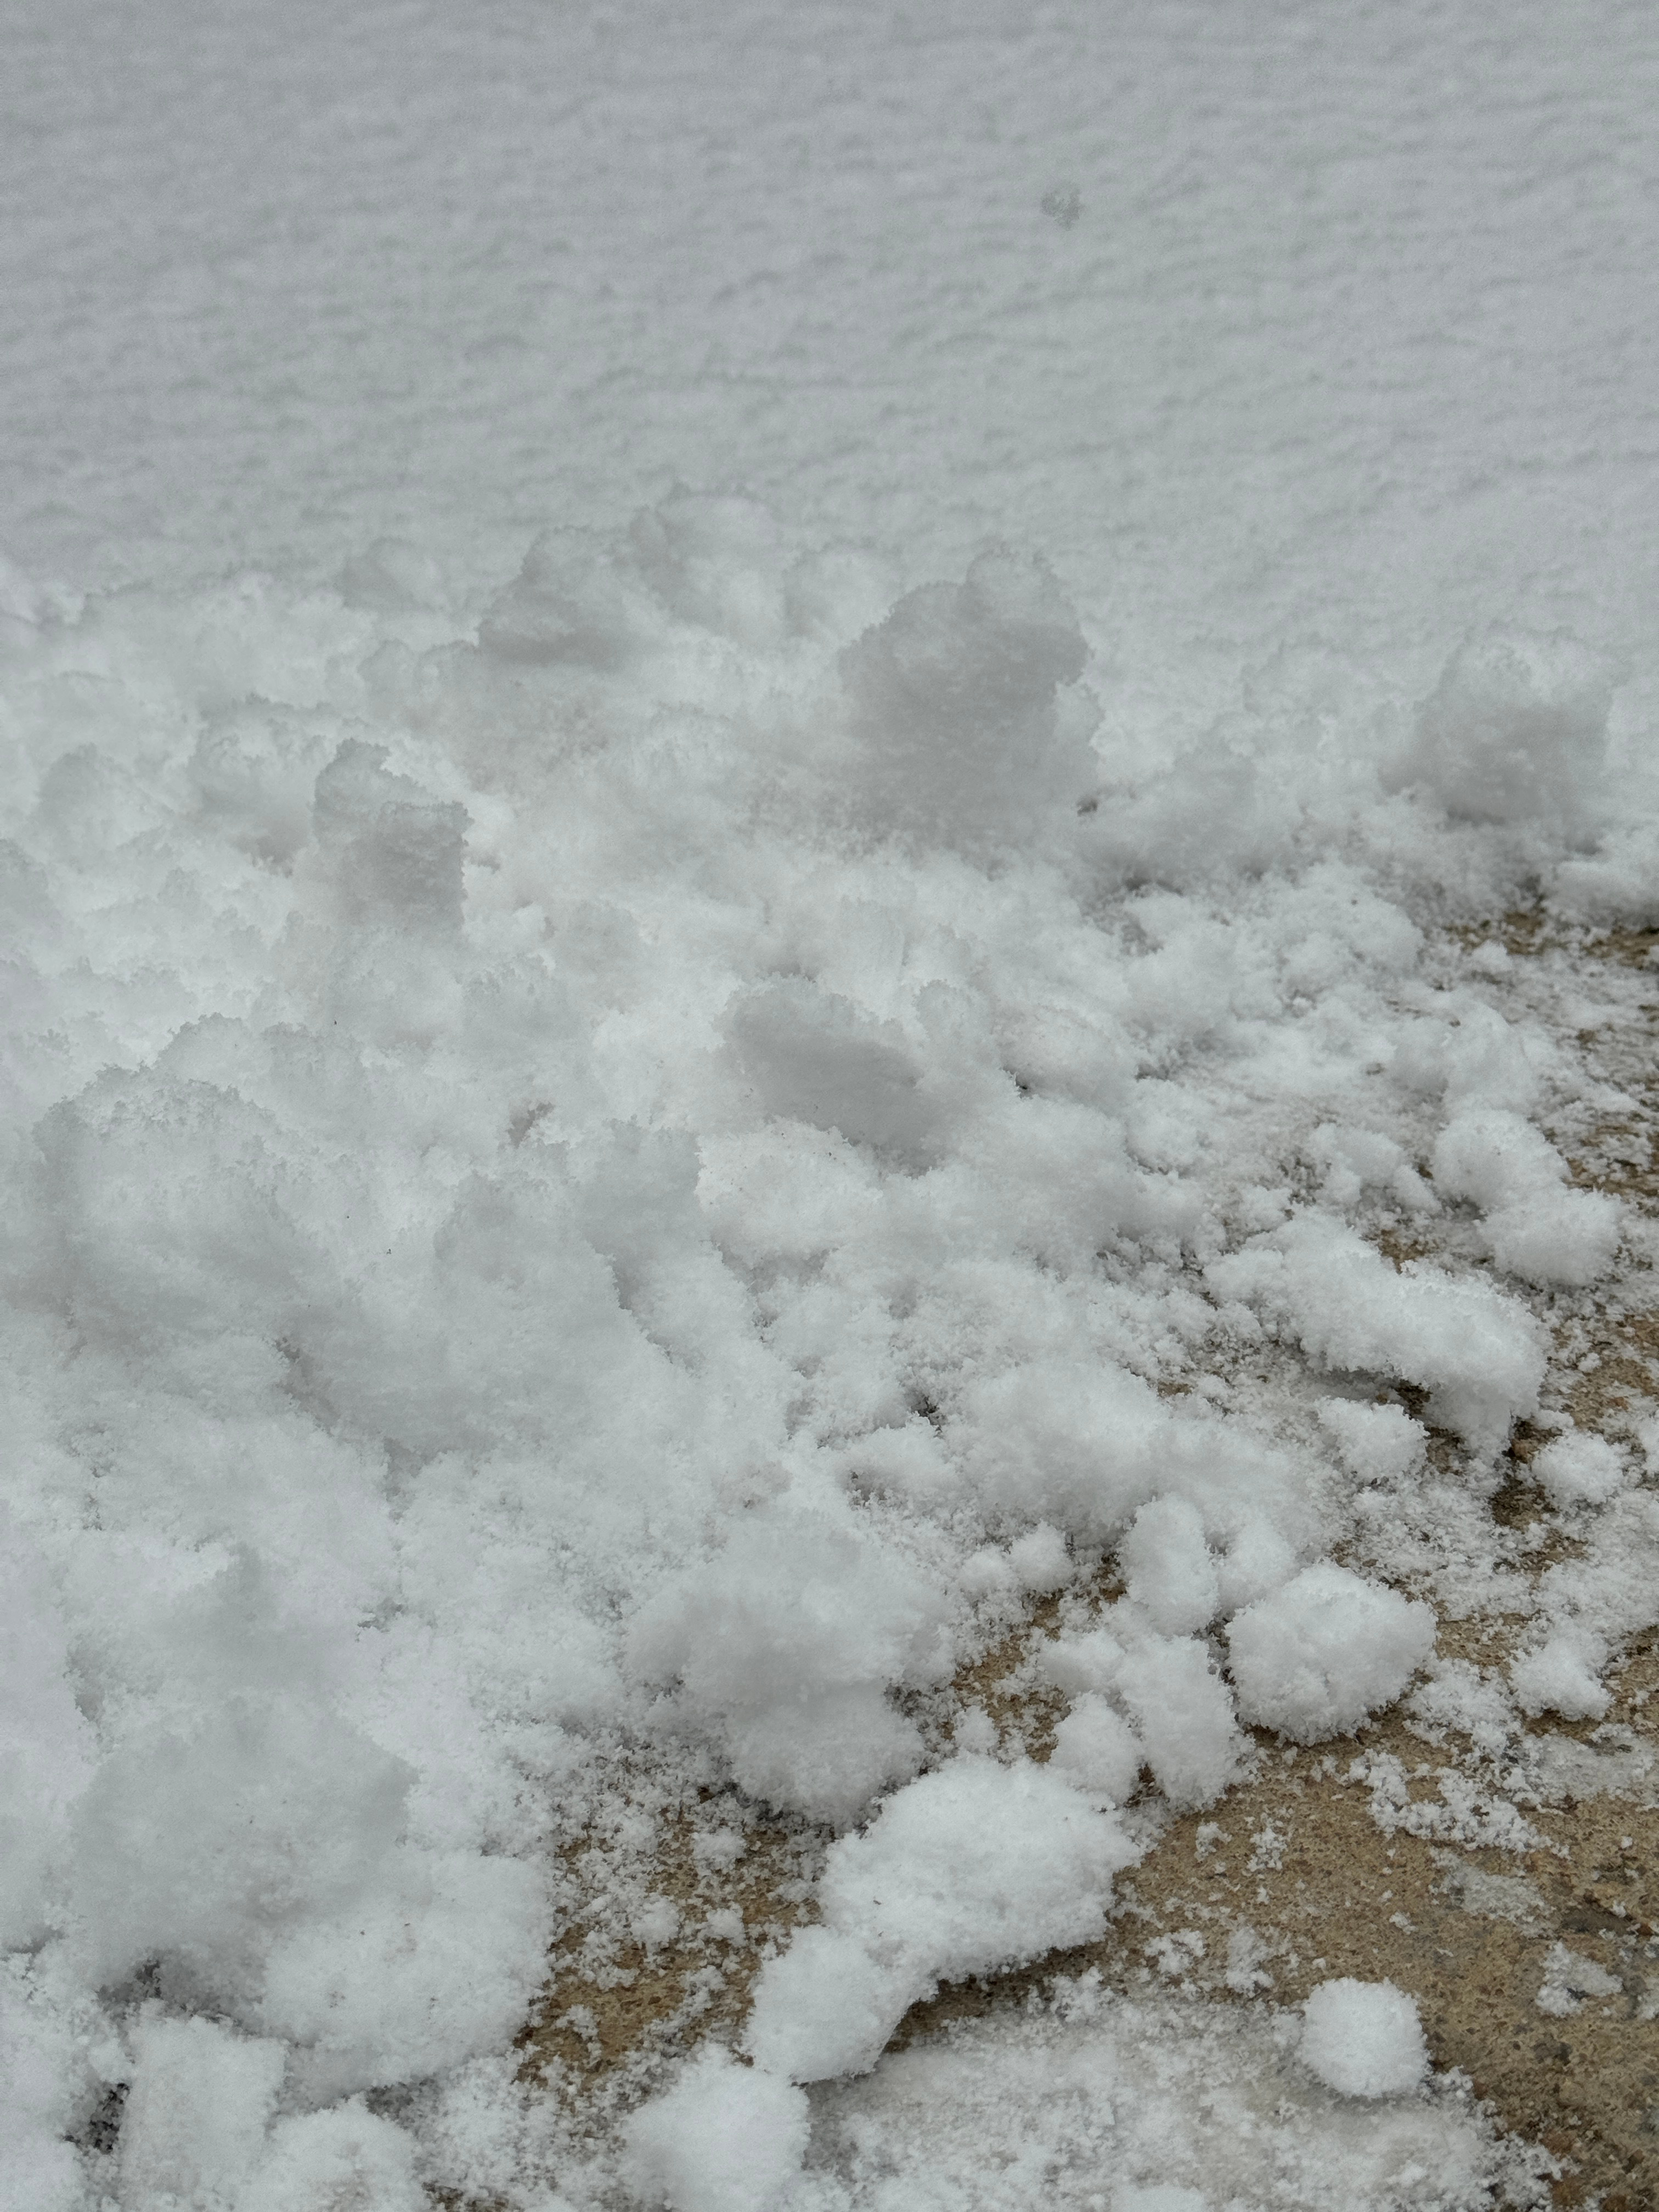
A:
[623,2048,809,2212]
[1227,1566,1437,1745]
[787,1979,1517,2211]
[1297,1980,1430,2101]
[1534,1943,1623,2020]
[624,1977,1522,2212]
[743,1758,1135,2081]
[1530,1430,1629,1510]
[4,0,1657,2203]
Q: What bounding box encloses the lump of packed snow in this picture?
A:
[1510,1627,1611,1722]
[623,2046,810,2212]
[1531,1431,1627,1509]
[70,1691,415,2000]
[1298,1979,1428,2098]
[1048,1694,1145,1803]
[1114,1635,1244,1808]
[1385,627,1613,831]
[118,2016,286,2212]
[1316,1398,1427,1487]
[727,980,956,1169]
[252,1848,555,2102]
[1212,1514,1298,1616]
[1040,1627,1129,1699]
[238,2102,426,2212]
[743,1757,1135,2081]
[1227,1564,1435,1742]
[838,548,1094,850]
[625,1505,950,1827]
[1307,1123,1436,1216]
[1432,1109,1621,1288]
[1120,1495,1220,1636]
[1209,1215,1544,1451]
[0,1513,94,1949]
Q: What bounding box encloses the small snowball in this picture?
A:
[1049,1694,1145,1803]
[960,1547,1020,1600]
[1115,1636,1244,1809]
[1387,626,1613,830]
[1120,1496,1218,1635]
[741,1925,915,2083]
[1227,1564,1435,1742]
[623,2046,810,2212]
[633,1898,681,1949]
[1213,1515,1297,1615]
[1299,1978,1428,2098]
[1009,1521,1075,1594]
[953,1704,998,1756]
[1510,1629,1611,1722]
[1316,1399,1427,1487]
[1532,1432,1627,1509]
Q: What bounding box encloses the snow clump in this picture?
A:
[623,2046,810,2212]
[1298,1979,1429,2099]
[1227,1566,1437,1743]
[1385,628,1615,833]
[743,1757,1136,2083]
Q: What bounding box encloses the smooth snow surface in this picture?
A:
[4,2,1658,2207]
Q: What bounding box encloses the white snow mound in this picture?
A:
[1298,1979,1429,2100]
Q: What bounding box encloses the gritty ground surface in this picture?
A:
[515,913,1659,2211]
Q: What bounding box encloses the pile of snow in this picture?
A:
[0,504,1646,2202]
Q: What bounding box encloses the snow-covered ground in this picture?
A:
[3,4,1657,2208]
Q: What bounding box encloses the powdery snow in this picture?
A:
[1297,1980,1430,2101]
[4,2,1658,2205]
[2,516,1639,2202]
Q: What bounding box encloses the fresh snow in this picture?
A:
[3,2,1657,2208]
